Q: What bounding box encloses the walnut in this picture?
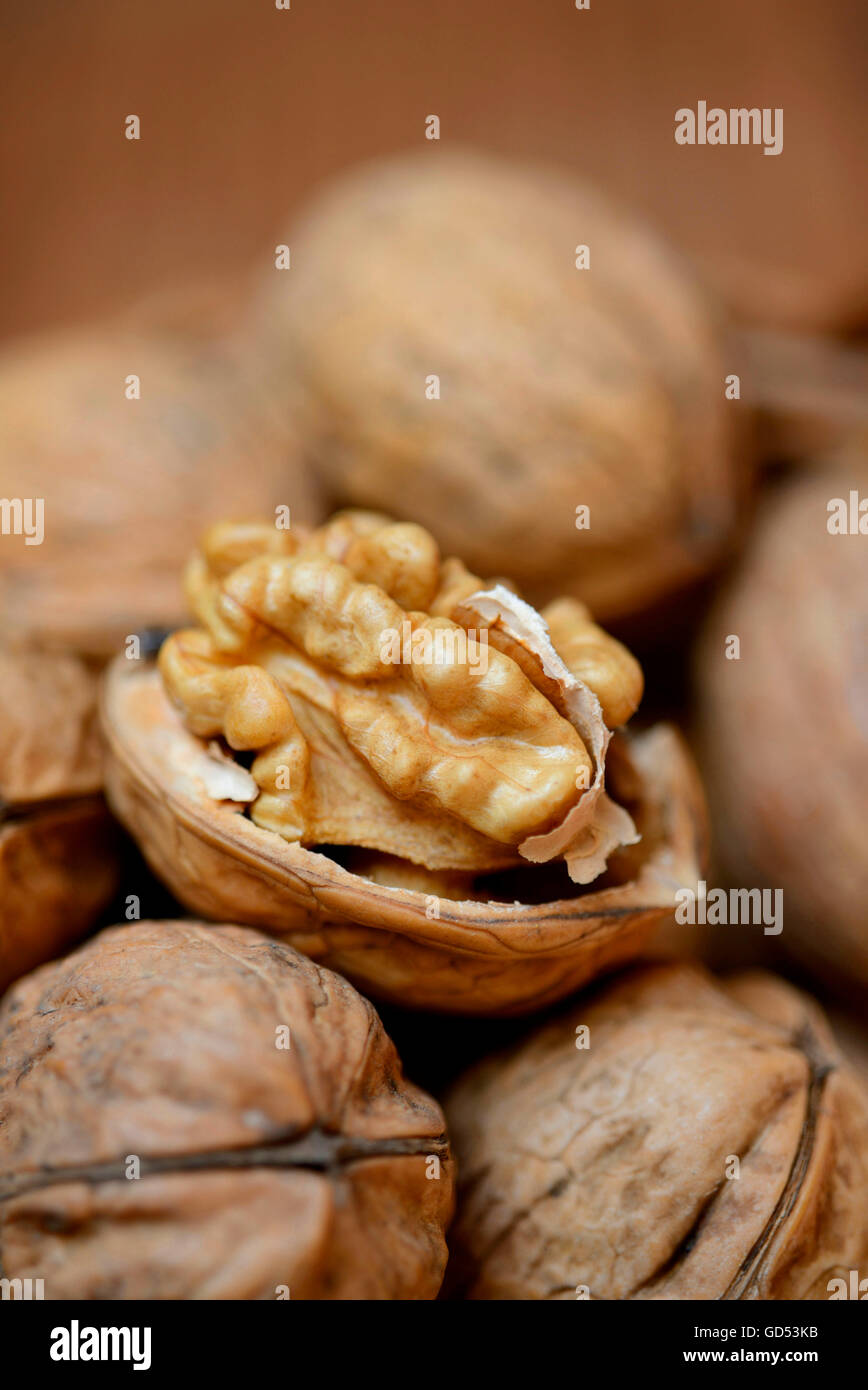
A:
[0,644,119,994]
[261,150,742,620]
[0,322,321,658]
[444,962,868,1300]
[101,512,706,1014]
[0,920,453,1300]
[695,466,868,991]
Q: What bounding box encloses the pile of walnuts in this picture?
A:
[1,149,866,1302]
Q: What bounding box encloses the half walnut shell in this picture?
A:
[0,644,119,994]
[101,656,705,1015]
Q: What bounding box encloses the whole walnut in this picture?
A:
[695,467,868,991]
[263,150,741,619]
[0,921,453,1299]
[0,323,321,658]
[0,643,118,994]
[445,962,868,1300]
[101,511,706,1015]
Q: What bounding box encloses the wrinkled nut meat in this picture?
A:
[0,325,322,658]
[165,510,647,877]
[0,921,453,1299]
[0,644,119,994]
[262,150,742,619]
[102,512,706,1015]
[445,962,868,1300]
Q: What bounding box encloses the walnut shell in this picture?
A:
[695,468,868,991]
[263,151,740,619]
[445,962,868,1299]
[0,324,321,658]
[0,644,119,994]
[100,655,706,1015]
[0,920,453,1299]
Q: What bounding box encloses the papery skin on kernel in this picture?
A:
[542,598,643,728]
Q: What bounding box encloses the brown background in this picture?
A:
[2,0,866,344]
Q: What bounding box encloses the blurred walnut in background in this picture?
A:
[0,322,321,659]
[695,463,868,993]
[262,151,744,622]
[0,644,118,993]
